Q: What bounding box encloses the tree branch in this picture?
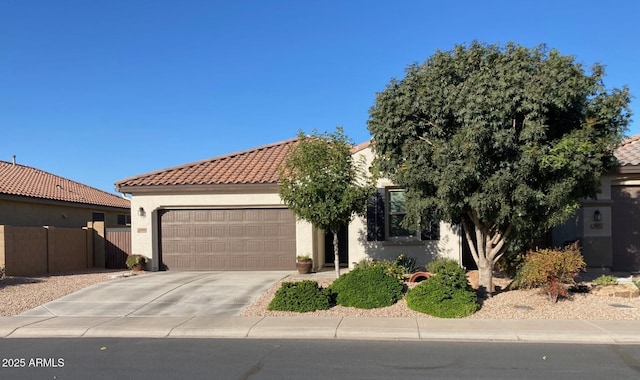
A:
[462,219,480,264]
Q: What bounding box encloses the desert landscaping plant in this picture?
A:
[328,265,403,309]
[394,254,418,274]
[407,258,477,318]
[267,280,331,312]
[511,243,586,303]
[592,274,618,286]
[353,258,406,282]
[126,254,147,270]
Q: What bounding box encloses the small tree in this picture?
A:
[278,127,375,278]
[368,41,631,294]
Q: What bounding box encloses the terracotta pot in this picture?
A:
[296,260,312,274]
[132,264,145,272]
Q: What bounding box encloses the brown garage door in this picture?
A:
[160,208,296,271]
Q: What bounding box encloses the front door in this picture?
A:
[324,227,348,267]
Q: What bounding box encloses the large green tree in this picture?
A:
[278,128,374,278]
[368,41,631,294]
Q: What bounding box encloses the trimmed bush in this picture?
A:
[353,258,406,282]
[426,258,470,289]
[407,257,477,318]
[329,265,404,309]
[267,280,331,312]
[511,243,586,303]
[406,279,478,318]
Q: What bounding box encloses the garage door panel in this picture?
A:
[160,208,296,270]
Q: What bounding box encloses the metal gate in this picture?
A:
[105,227,131,269]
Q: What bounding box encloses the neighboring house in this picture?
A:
[553,134,640,273]
[115,139,462,272]
[0,159,131,274]
[0,159,131,228]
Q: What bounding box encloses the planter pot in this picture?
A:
[132,264,145,272]
[296,260,313,274]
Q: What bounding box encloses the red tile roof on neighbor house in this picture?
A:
[0,160,130,209]
[615,134,640,166]
[116,138,300,190]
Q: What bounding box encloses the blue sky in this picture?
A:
[2,1,638,195]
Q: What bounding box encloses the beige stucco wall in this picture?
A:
[346,146,463,268]
[0,198,128,229]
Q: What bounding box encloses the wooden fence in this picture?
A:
[0,225,132,276]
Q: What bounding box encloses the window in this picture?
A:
[117,214,131,226]
[366,187,440,242]
[388,189,413,238]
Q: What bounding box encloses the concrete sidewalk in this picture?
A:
[2,315,640,344]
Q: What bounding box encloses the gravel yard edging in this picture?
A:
[241,273,640,320]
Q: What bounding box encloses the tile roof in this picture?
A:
[615,134,640,166]
[115,138,299,189]
[0,160,130,209]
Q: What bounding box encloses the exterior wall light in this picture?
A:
[593,210,602,222]
[138,207,146,217]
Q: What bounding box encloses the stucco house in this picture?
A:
[0,159,131,275]
[553,134,640,273]
[115,139,462,272]
[0,159,131,228]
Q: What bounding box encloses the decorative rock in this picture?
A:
[591,284,640,298]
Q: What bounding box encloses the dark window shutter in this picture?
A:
[420,215,440,241]
[366,189,385,241]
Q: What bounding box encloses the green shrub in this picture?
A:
[353,258,406,282]
[426,258,470,289]
[592,274,618,286]
[406,279,478,318]
[406,256,477,318]
[394,254,418,274]
[126,254,147,270]
[267,281,331,312]
[328,266,404,309]
[511,243,586,303]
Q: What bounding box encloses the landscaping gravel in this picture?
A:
[241,272,640,320]
[0,269,131,317]
[2,269,640,320]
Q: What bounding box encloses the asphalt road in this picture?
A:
[1,339,640,379]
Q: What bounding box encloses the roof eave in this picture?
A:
[117,183,281,195]
[610,165,640,175]
[0,193,130,211]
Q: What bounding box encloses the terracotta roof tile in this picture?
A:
[0,161,130,209]
[115,138,299,189]
[116,137,375,191]
[615,134,640,166]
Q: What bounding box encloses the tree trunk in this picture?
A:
[477,256,494,298]
[333,230,340,278]
[462,211,512,297]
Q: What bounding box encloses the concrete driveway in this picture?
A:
[20,271,291,318]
